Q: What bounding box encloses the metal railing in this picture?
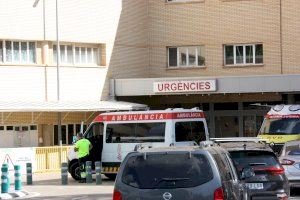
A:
[35,146,71,173]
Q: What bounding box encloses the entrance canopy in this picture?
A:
[0,101,148,112]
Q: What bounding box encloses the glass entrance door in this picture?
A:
[215,116,239,138]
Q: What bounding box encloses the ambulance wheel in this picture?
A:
[70,162,81,181]
[105,174,116,180]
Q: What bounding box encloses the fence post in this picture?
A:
[26,163,32,185]
[14,165,22,191]
[95,161,102,185]
[86,161,92,184]
[1,164,9,193]
[61,162,68,185]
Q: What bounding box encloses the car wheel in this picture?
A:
[105,174,116,180]
[70,162,81,181]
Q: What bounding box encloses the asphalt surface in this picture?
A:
[6,173,300,199]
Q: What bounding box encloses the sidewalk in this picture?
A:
[1,172,115,199]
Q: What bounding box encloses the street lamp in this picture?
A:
[33,0,62,149]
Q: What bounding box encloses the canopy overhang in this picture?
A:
[0,101,148,112]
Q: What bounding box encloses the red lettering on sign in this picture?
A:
[205,82,211,89]
[93,112,205,122]
[157,84,164,92]
[165,83,170,91]
[266,114,300,119]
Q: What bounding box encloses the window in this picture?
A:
[30,125,37,130]
[122,153,213,189]
[0,41,36,64]
[53,45,73,64]
[106,122,165,143]
[224,44,263,66]
[175,121,206,143]
[168,46,205,67]
[54,44,100,65]
[85,122,104,139]
[6,126,13,131]
[75,46,99,65]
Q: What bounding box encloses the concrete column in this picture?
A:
[41,42,49,65]
[238,102,244,137]
[209,103,215,138]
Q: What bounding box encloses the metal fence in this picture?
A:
[35,146,71,173]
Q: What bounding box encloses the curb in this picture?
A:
[0,190,29,199]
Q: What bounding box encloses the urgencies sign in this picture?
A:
[153,80,217,93]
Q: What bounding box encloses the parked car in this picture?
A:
[279,140,300,188]
[211,138,290,200]
[113,145,249,200]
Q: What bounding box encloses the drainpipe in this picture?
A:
[109,79,116,100]
[280,0,283,74]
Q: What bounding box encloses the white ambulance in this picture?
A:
[67,108,209,180]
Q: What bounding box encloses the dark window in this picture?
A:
[106,122,165,143]
[255,44,263,63]
[175,121,206,143]
[6,126,13,131]
[288,149,300,156]
[76,124,87,134]
[85,122,104,139]
[0,126,4,131]
[68,124,74,145]
[225,45,234,65]
[285,144,300,156]
[122,153,213,189]
[14,126,20,131]
[22,126,29,131]
[230,151,279,173]
[168,48,177,67]
[262,118,300,135]
[30,125,37,130]
[54,125,67,145]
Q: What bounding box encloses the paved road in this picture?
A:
[11,173,300,199]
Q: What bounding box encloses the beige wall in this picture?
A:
[282,0,300,74]
[147,0,285,78]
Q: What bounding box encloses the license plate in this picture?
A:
[245,183,264,190]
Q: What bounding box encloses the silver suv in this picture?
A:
[113,146,249,200]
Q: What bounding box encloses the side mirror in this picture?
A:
[241,167,255,180]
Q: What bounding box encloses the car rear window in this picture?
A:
[229,151,279,172]
[121,153,213,189]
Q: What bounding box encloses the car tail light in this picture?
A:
[281,159,295,166]
[113,190,122,200]
[214,187,224,200]
[255,166,285,175]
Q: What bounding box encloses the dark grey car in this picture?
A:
[113,146,248,200]
[213,139,290,200]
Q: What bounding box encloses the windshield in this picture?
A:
[122,153,213,189]
[259,118,300,135]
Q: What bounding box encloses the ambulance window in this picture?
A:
[106,122,166,143]
[135,123,165,142]
[85,123,103,139]
[106,123,135,143]
[175,121,206,143]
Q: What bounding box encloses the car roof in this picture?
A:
[216,142,274,152]
[135,145,225,154]
[137,146,202,153]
